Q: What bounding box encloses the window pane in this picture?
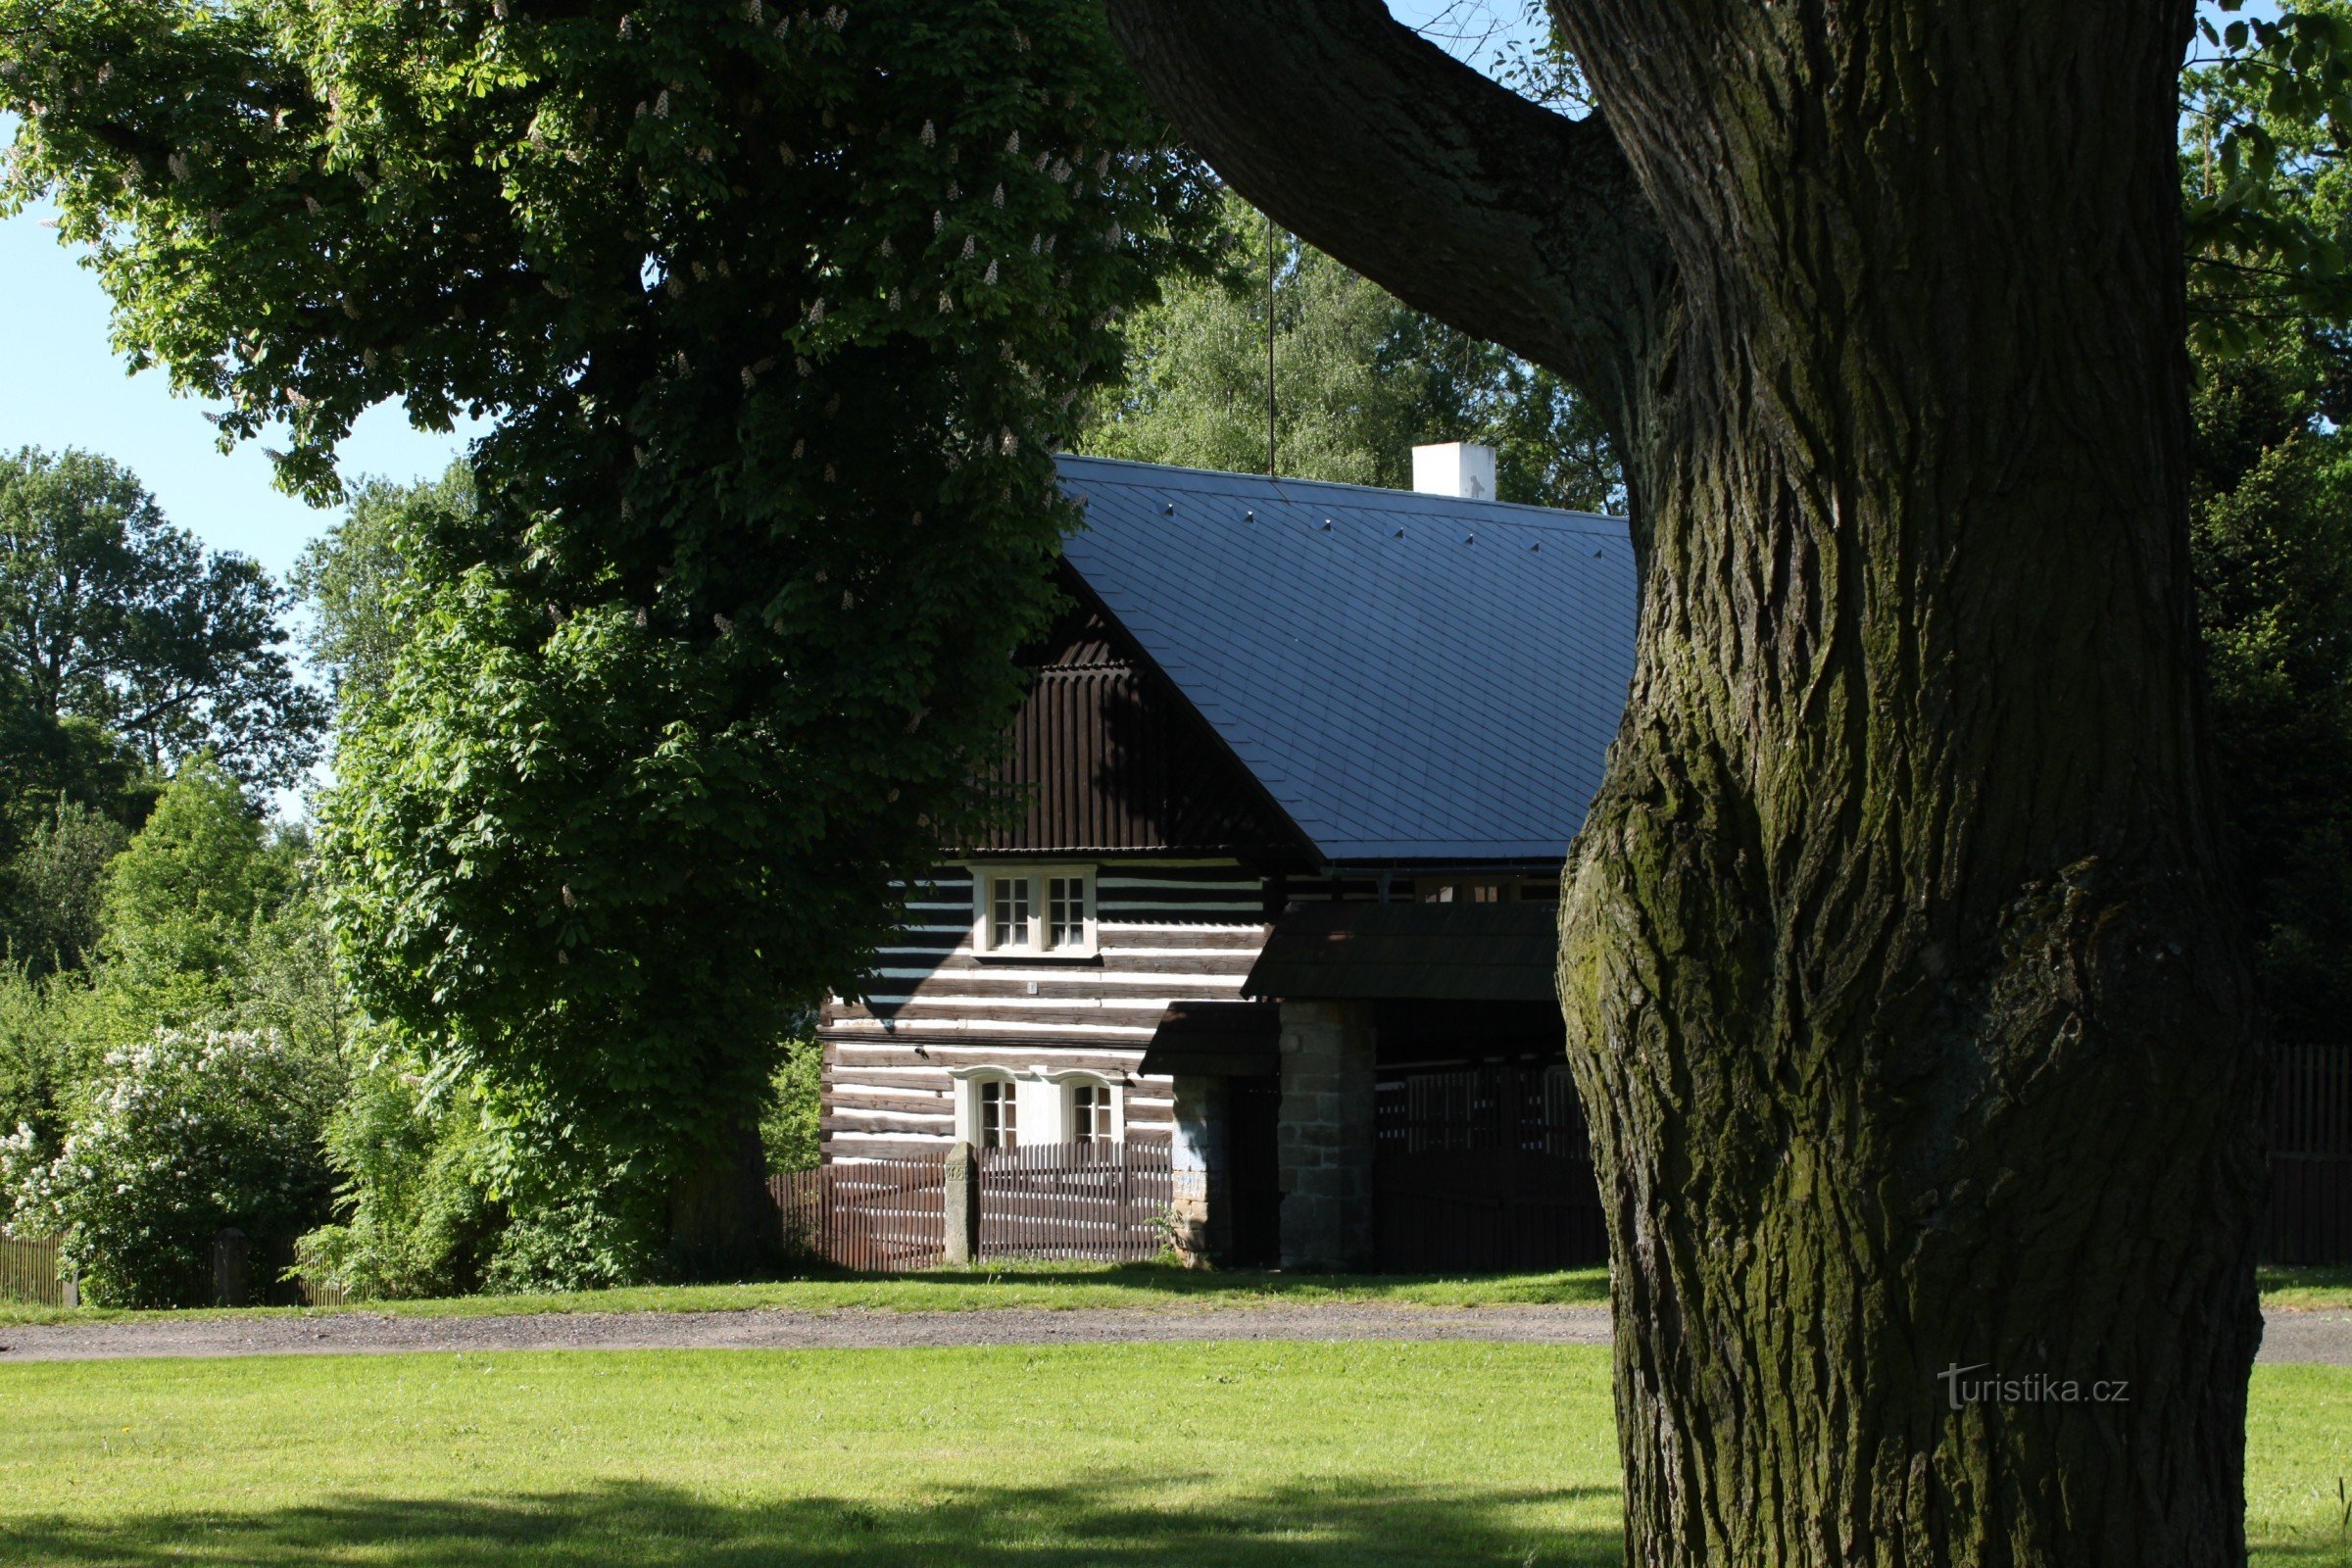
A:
[1071,1085,1109,1146]
[1048,876,1087,949]
[991,876,1030,949]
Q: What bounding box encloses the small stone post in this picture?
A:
[212,1228,250,1307]
[943,1141,980,1266]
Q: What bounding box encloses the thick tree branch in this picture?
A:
[1105,0,1670,402]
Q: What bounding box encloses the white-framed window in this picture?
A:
[971,864,1096,956]
[975,1077,1018,1150]
[1067,1079,1117,1147]
[952,1068,1121,1149]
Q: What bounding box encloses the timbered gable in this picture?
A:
[969,578,1312,861]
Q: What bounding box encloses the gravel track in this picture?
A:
[1,1304,2345,1365]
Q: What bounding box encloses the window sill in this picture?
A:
[972,951,1103,966]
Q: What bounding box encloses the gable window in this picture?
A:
[992,876,1032,950]
[973,865,1096,957]
[1048,876,1088,948]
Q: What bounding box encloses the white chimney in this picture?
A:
[1411,441,1497,500]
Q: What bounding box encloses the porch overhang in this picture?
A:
[1243,902,1560,1004]
[1140,1001,1282,1078]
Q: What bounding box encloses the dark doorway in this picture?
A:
[1373,1059,1608,1273]
[1223,1076,1284,1267]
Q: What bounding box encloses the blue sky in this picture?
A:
[0,122,481,582]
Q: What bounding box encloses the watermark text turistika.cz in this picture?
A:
[1938,1364,2131,1410]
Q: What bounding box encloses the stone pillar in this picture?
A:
[943,1141,979,1266]
[1167,1076,1227,1267]
[1276,1000,1377,1270]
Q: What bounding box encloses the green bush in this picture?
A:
[0,964,92,1162]
[480,1186,664,1297]
[296,1049,503,1301]
[760,1037,822,1175]
[1,1028,340,1306]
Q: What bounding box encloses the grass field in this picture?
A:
[3,1260,2345,1327]
[2264,1265,2352,1312]
[0,1345,2345,1566]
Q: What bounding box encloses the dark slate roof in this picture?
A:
[1243,902,1561,1004]
[1055,456,1637,864]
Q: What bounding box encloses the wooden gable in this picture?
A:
[969,573,1311,860]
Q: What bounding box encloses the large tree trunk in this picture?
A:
[1106,2,2269,1563]
[665,1114,785,1280]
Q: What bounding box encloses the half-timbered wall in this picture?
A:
[819,861,1274,1162]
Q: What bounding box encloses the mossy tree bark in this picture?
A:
[1107,2,2268,1562]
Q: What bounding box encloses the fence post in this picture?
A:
[213,1228,250,1307]
[944,1141,980,1266]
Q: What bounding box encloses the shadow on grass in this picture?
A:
[0,1474,1624,1567]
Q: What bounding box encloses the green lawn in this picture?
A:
[2264,1264,2352,1312]
[5,1260,2345,1327]
[0,1346,2345,1566]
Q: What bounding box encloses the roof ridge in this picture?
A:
[1055,453,1628,535]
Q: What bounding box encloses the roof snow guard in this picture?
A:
[1054,456,1639,866]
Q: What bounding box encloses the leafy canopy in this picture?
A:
[0,447,323,791]
[1,0,1217,1207]
[2183,0,2352,357]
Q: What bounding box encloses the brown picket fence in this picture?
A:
[773,1141,1173,1270]
[0,1232,70,1306]
[976,1142,1173,1263]
[2267,1041,2352,1265]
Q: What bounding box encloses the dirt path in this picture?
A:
[1,1303,2346,1365]
[0,1303,1614,1361]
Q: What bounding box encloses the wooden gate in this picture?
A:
[977,1142,1173,1262]
[775,1142,1175,1270]
[2268,1041,2352,1265]
[1374,1062,1607,1272]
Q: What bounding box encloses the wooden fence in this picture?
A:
[772,1155,947,1271]
[2268,1041,2352,1265]
[976,1142,1174,1263]
[0,1232,70,1307]
[773,1141,1174,1270]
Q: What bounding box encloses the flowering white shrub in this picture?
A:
[2,1029,338,1307]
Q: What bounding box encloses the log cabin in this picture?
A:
[818,444,1640,1270]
